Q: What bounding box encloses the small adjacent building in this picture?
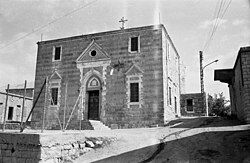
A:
[32,24,184,129]
[7,82,34,98]
[180,93,208,116]
[215,46,250,123]
[0,92,33,123]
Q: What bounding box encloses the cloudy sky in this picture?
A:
[0,0,249,99]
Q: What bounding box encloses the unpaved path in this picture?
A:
[75,117,250,163]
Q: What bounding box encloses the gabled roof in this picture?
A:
[125,64,143,75]
[76,40,110,63]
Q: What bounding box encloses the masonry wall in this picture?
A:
[0,132,115,163]
[0,93,33,124]
[162,29,181,123]
[32,25,180,129]
[236,49,250,123]
[180,93,207,116]
[230,55,244,121]
[8,88,34,98]
[103,27,165,128]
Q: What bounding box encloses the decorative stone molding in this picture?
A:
[48,70,62,108]
[76,40,111,120]
[125,64,143,108]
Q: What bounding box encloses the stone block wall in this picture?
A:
[32,24,181,129]
[7,88,34,98]
[180,93,207,116]
[0,132,116,163]
[236,47,250,123]
[0,133,41,163]
[161,28,181,122]
[215,46,250,124]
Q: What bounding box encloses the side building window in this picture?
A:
[129,36,140,53]
[8,107,14,120]
[186,99,194,112]
[53,46,62,61]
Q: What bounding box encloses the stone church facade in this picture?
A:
[32,24,183,129]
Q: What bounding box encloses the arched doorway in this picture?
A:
[86,76,101,120]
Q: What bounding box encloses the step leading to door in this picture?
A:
[89,120,111,130]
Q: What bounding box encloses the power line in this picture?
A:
[0,0,98,50]
[202,0,232,52]
[203,0,220,52]
[203,0,224,51]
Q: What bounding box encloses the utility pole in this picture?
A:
[199,51,205,115]
[200,51,204,94]
[200,51,219,116]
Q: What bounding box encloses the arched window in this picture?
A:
[87,77,100,89]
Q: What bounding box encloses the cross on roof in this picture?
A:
[119,17,128,29]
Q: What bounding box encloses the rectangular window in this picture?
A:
[169,87,172,105]
[16,105,21,121]
[51,88,59,105]
[8,107,14,120]
[54,46,61,61]
[130,83,139,102]
[186,99,194,112]
[130,37,139,52]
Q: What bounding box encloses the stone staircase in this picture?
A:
[89,120,111,130]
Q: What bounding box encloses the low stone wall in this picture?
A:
[0,123,21,130]
[0,133,40,163]
[0,132,116,163]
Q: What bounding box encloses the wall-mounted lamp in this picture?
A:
[110,59,125,75]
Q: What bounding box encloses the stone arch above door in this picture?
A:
[87,76,101,90]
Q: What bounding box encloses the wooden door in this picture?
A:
[88,90,99,120]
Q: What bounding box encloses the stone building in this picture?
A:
[0,92,33,123]
[180,93,208,116]
[215,46,250,123]
[32,24,183,129]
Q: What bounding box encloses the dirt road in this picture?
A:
[75,117,250,163]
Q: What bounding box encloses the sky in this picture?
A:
[0,0,249,100]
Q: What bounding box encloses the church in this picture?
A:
[31,24,184,129]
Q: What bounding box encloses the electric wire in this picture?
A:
[0,0,98,49]
[202,0,232,52]
[203,0,224,52]
[203,0,220,52]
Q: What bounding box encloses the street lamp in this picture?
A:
[200,51,218,116]
[201,59,219,93]
[202,60,219,70]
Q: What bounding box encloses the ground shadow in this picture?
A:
[165,117,243,128]
[92,130,250,163]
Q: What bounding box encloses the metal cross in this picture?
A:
[119,17,128,29]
